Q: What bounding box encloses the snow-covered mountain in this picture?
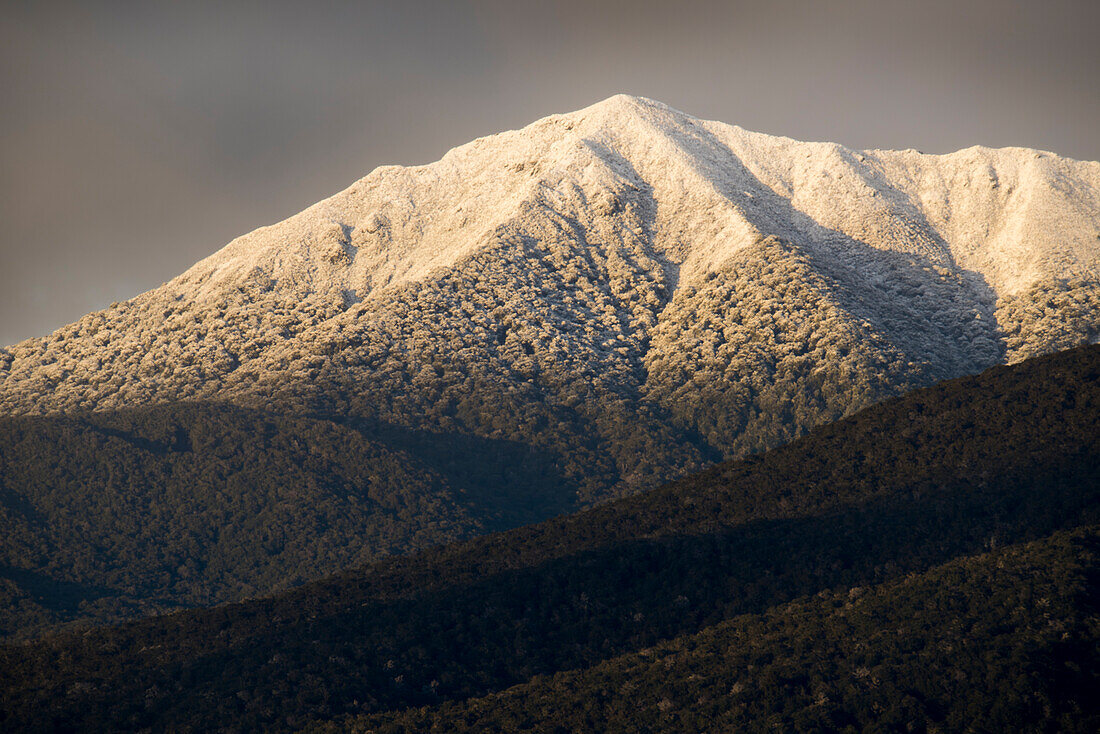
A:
[3,95,1099,497]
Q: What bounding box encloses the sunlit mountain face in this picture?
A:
[0,95,1098,649]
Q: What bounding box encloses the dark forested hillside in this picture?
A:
[0,343,1097,732]
[332,526,1100,733]
[0,404,582,641]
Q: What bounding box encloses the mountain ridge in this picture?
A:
[4,96,1098,412]
[0,96,1097,624]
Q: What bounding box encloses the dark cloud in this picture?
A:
[2,0,1098,345]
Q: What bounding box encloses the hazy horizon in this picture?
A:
[3,0,1099,346]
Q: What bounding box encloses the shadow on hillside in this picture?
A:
[0,402,582,636]
[343,416,580,531]
[662,121,1007,381]
[0,566,117,617]
[279,451,1100,713]
[86,422,194,455]
[33,425,1094,731]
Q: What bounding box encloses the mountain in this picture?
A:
[2,95,1099,495]
[2,343,1097,732]
[1,95,1098,641]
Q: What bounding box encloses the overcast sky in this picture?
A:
[2,0,1098,346]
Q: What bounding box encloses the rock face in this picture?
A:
[3,94,1099,499]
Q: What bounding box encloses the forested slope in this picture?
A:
[0,404,578,641]
[1,343,1097,732]
[333,526,1100,733]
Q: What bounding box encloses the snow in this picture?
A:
[171,95,1100,305]
[1,94,1098,422]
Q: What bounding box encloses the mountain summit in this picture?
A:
[1,96,1099,639]
[2,95,1099,494]
[135,94,1100,304]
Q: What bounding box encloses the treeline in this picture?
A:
[0,343,1097,732]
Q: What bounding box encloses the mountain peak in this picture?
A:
[572,93,679,119]
[2,99,1098,454]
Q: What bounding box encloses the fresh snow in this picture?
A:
[159,95,1100,305]
[1,95,1098,476]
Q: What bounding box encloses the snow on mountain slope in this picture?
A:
[2,95,1098,497]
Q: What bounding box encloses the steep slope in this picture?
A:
[333,527,1100,733]
[2,96,1099,500]
[2,343,1097,732]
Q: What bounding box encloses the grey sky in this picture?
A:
[2,0,1098,346]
